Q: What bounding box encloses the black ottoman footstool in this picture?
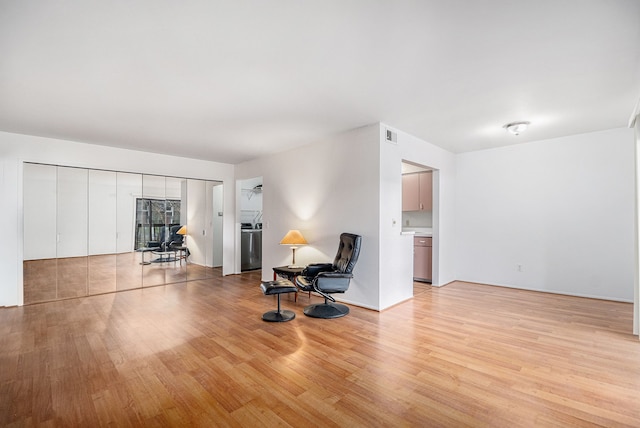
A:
[260,280,297,322]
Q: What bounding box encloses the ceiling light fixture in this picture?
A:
[503,121,530,136]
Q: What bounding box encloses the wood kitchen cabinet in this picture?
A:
[413,236,432,282]
[402,171,432,211]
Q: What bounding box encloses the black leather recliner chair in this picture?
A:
[295,233,362,319]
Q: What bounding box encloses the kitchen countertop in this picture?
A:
[401,227,433,237]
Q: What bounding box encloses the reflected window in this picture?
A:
[134,198,181,249]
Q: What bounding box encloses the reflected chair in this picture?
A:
[295,233,362,319]
[167,225,184,248]
[148,225,182,250]
[147,225,189,262]
[148,226,169,251]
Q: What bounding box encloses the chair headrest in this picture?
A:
[333,233,362,273]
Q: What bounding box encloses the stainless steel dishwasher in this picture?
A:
[241,228,262,271]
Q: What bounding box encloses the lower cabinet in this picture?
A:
[413,236,432,282]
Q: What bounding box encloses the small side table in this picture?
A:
[136,247,156,265]
[272,266,306,301]
[171,246,189,265]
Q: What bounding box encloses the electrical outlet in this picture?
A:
[517,264,523,272]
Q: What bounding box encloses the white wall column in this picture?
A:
[632,108,640,336]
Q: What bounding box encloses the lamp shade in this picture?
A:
[177,225,187,235]
[280,230,307,246]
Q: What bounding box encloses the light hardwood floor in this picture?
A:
[1,272,639,427]
[24,254,217,304]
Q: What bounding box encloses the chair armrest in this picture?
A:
[294,276,314,292]
[302,263,334,278]
[316,272,353,279]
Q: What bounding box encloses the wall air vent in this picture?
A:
[386,129,397,144]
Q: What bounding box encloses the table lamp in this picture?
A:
[280,229,308,268]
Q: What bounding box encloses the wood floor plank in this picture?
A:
[1,274,640,426]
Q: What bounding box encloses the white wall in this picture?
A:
[5,124,633,310]
[634,117,639,334]
[239,176,263,225]
[236,124,382,310]
[236,123,458,311]
[0,131,236,307]
[455,128,635,302]
[378,129,413,308]
[402,210,432,228]
[212,183,224,267]
[378,124,458,309]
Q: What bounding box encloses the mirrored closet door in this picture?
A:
[116,172,143,291]
[23,163,222,305]
[88,169,117,295]
[23,163,58,303]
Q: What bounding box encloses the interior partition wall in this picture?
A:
[23,163,221,304]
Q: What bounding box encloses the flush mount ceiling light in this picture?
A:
[503,121,530,136]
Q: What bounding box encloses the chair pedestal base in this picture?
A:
[303,303,349,319]
[262,309,296,322]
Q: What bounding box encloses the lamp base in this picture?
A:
[288,265,305,269]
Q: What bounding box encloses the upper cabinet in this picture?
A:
[402,171,432,212]
[419,171,432,211]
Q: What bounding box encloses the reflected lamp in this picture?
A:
[177,225,187,244]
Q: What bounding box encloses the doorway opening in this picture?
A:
[239,177,263,272]
[401,160,438,295]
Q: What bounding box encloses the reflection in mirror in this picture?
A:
[142,175,167,287]
[23,164,223,304]
[88,170,117,295]
[116,172,142,291]
[23,163,58,303]
[56,167,88,299]
[186,179,206,281]
[186,179,223,280]
[165,177,187,284]
[209,182,224,278]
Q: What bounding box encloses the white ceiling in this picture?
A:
[1,1,639,164]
